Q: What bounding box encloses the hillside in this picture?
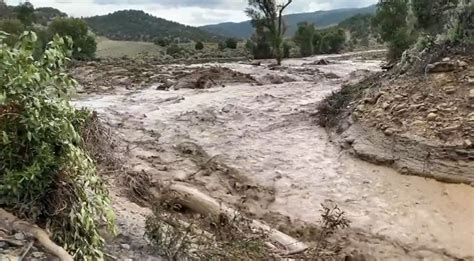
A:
[200,5,376,38]
[85,10,222,43]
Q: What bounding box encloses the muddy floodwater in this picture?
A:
[75,51,474,260]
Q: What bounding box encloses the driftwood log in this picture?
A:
[168,183,308,255]
[0,208,73,261]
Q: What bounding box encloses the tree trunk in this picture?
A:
[0,208,73,261]
[168,183,308,255]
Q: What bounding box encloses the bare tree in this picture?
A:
[246,0,293,65]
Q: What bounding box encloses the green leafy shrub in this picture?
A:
[294,22,315,57]
[0,31,114,260]
[166,43,183,56]
[154,37,171,47]
[14,2,35,26]
[225,38,238,49]
[319,28,346,54]
[48,17,97,60]
[195,41,204,50]
[372,0,416,61]
[0,19,25,46]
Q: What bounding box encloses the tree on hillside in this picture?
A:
[412,0,459,35]
[294,22,315,57]
[48,18,97,59]
[372,0,415,61]
[14,2,35,26]
[246,0,293,65]
[0,0,10,17]
[35,7,67,26]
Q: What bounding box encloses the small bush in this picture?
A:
[225,38,238,49]
[166,44,182,56]
[195,41,204,50]
[154,37,171,47]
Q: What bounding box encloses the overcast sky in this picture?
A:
[5,0,378,26]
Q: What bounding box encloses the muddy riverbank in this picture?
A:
[74,51,474,260]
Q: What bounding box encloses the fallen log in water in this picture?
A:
[167,183,309,255]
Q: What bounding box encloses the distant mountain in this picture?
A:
[84,10,222,43]
[200,5,377,39]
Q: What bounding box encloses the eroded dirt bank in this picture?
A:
[74,52,474,260]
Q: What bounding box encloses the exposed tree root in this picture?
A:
[0,208,73,261]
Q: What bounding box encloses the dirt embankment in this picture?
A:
[320,54,473,184]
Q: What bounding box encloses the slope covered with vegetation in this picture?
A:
[200,5,376,38]
[85,10,223,43]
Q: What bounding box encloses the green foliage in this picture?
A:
[14,2,35,26]
[246,0,293,65]
[244,39,254,51]
[0,31,114,260]
[412,0,459,35]
[218,41,226,51]
[294,22,315,57]
[225,38,238,49]
[373,0,416,61]
[154,37,171,47]
[146,203,269,260]
[48,18,97,60]
[283,40,291,58]
[166,43,183,56]
[195,41,204,50]
[0,19,25,46]
[248,26,273,59]
[319,28,346,54]
[338,14,374,47]
[35,7,67,26]
[0,1,10,17]
[85,10,221,43]
[452,1,474,43]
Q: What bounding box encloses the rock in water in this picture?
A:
[426,62,457,73]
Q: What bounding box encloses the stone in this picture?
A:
[14,233,25,241]
[121,243,131,250]
[356,104,365,112]
[443,86,456,94]
[442,57,451,62]
[469,89,474,101]
[382,102,390,110]
[250,60,261,66]
[222,104,234,113]
[458,60,468,68]
[441,124,461,133]
[427,113,438,121]
[32,252,44,258]
[0,241,6,248]
[465,139,473,147]
[426,62,456,73]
